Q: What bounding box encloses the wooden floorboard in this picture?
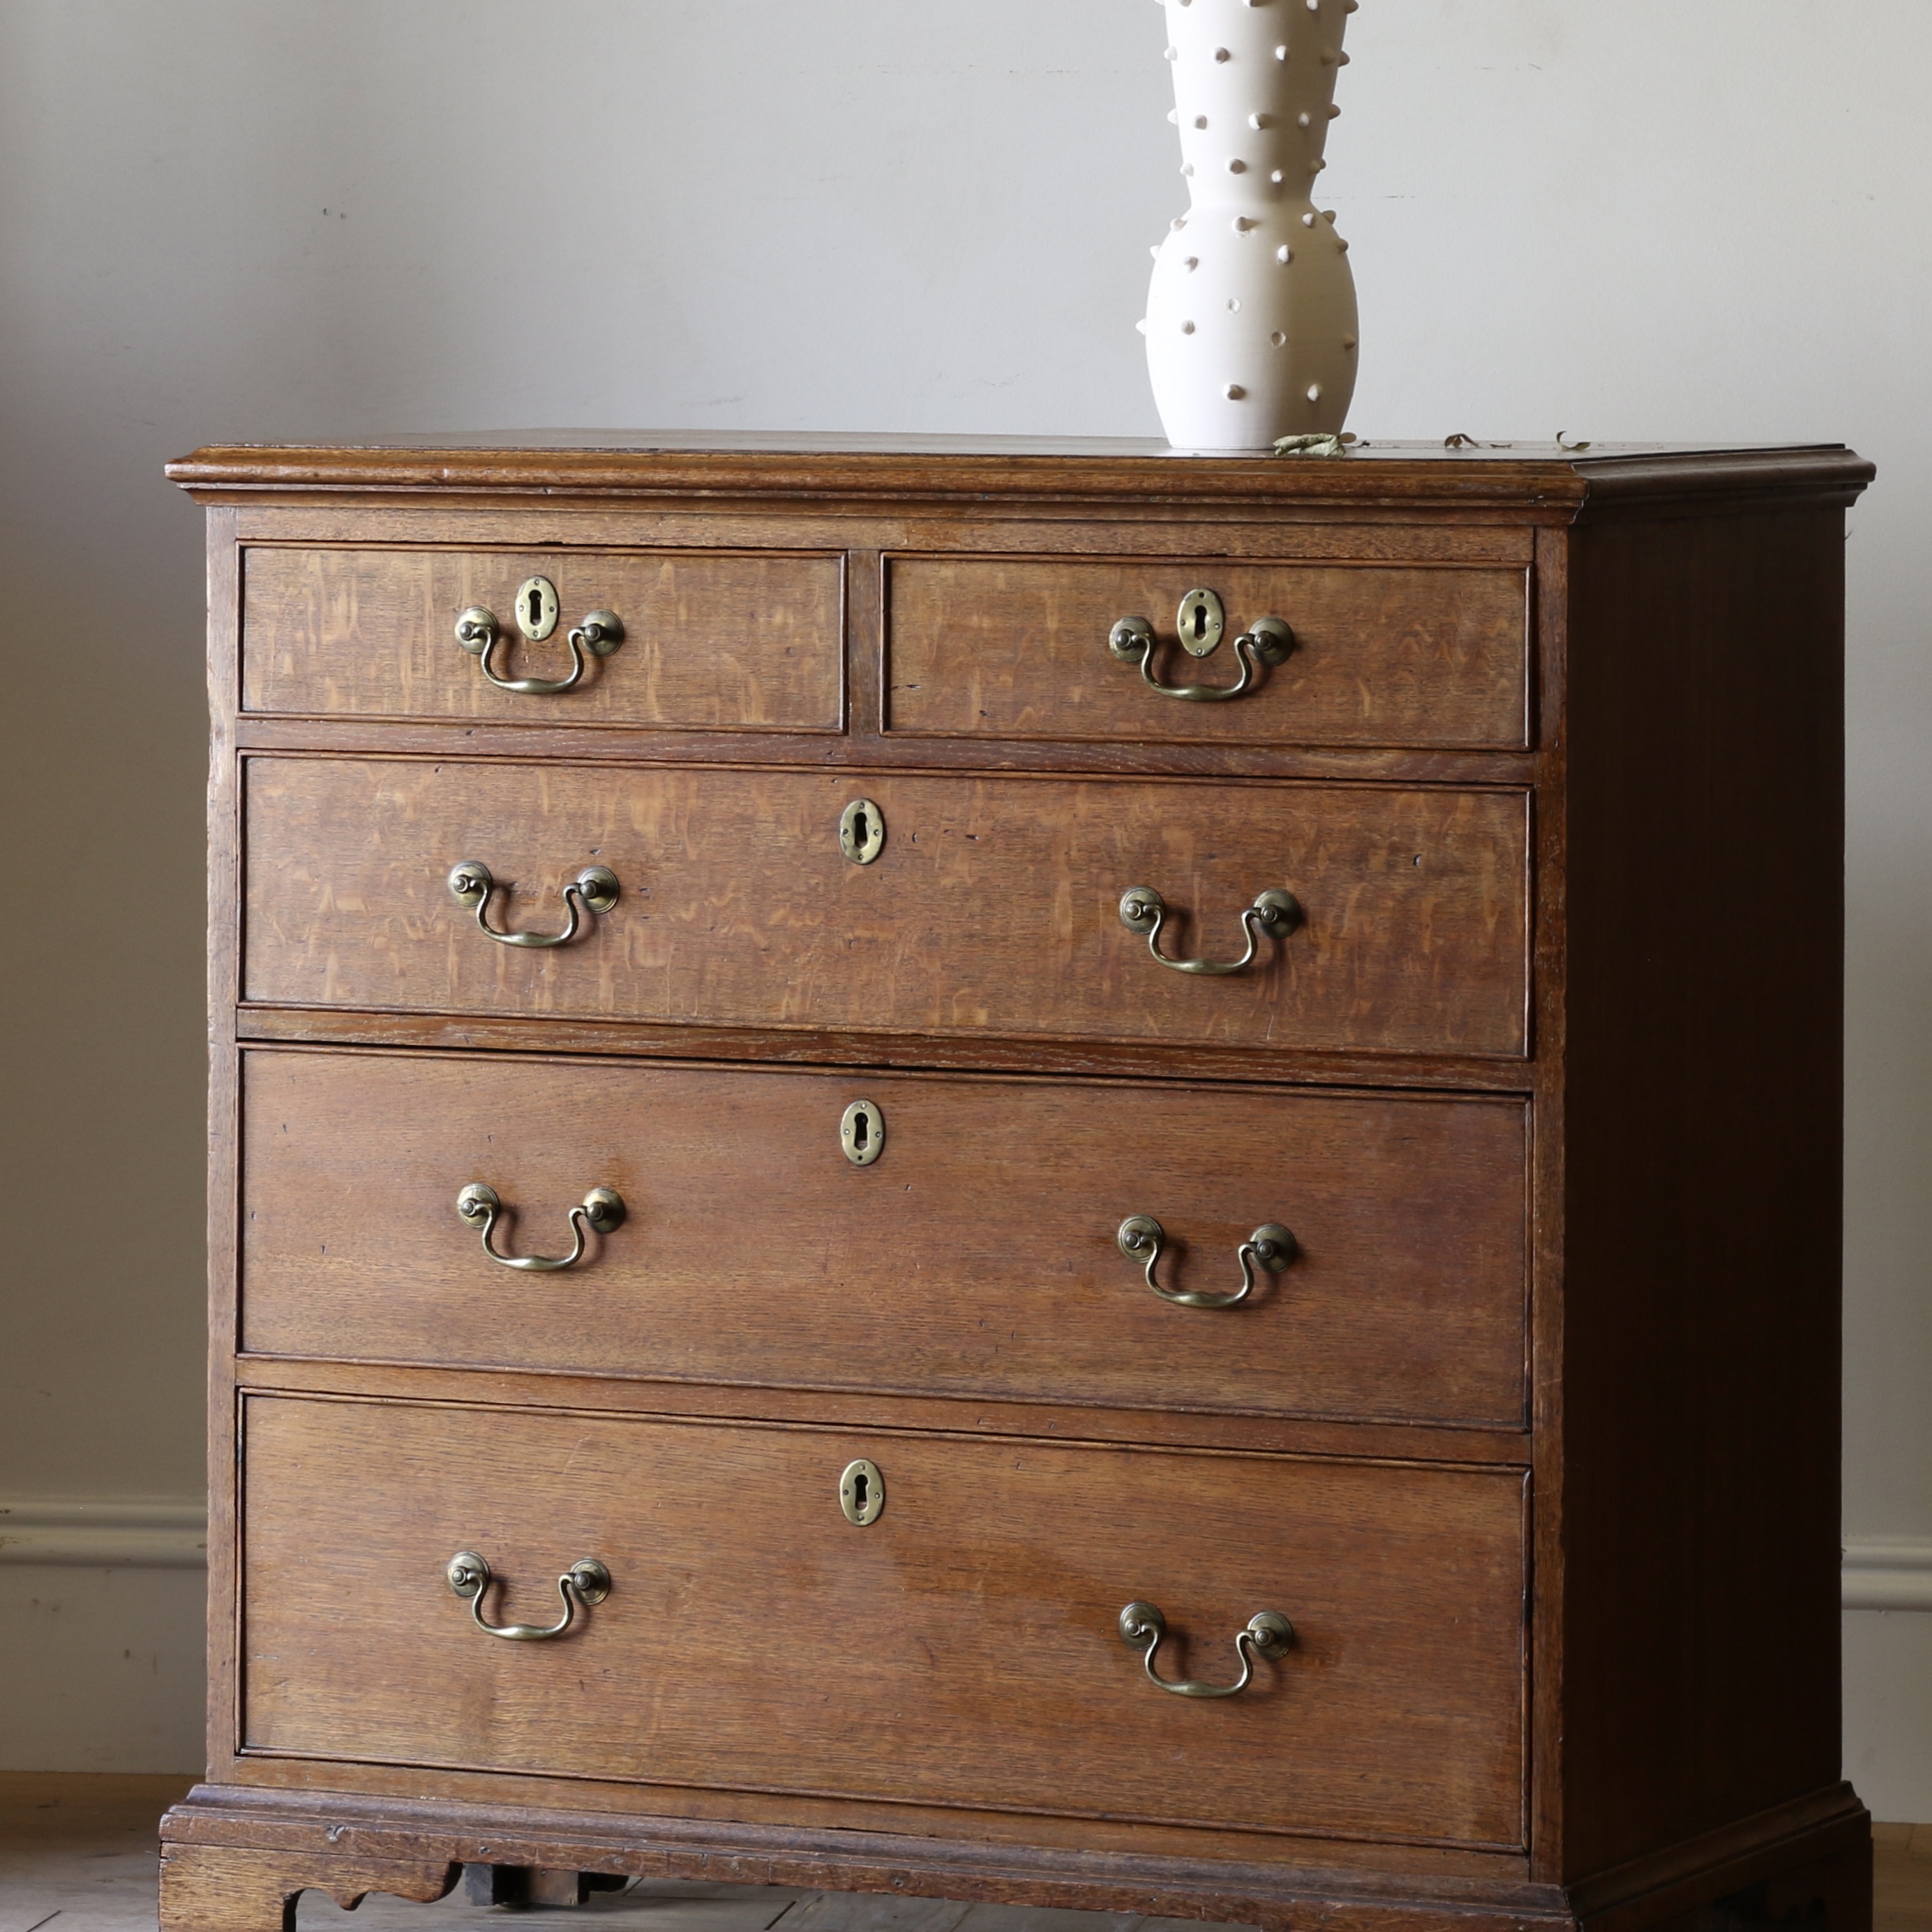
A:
[1875,1827,1932,1932]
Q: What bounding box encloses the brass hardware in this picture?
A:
[839,798,887,865]
[1118,1600,1293,1698]
[447,860,620,948]
[1107,606,1293,703]
[1118,885,1301,975]
[574,611,624,650]
[1116,1215,1296,1308]
[1176,587,1227,657]
[453,600,624,695]
[446,1550,611,1641]
[839,1459,885,1527]
[516,576,561,641]
[840,1100,887,1168]
[456,1183,625,1271]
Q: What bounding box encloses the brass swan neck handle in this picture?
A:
[1118,1600,1293,1698]
[456,1183,626,1272]
[1118,885,1301,976]
[446,1551,611,1641]
[1116,1215,1296,1308]
[447,861,620,949]
[454,604,624,696]
[1108,614,1293,703]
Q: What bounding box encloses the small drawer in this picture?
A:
[239,546,844,731]
[239,1049,1529,1428]
[241,1393,1528,1849]
[887,555,1531,749]
[241,757,1530,1059]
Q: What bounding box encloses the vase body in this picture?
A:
[1145,0,1359,452]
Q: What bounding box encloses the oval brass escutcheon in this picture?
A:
[840,1100,886,1167]
[516,576,561,641]
[1176,587,1227,658]
[839,1458,885,1527]
[839,797,886,865]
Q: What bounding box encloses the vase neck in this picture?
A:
[1162,0,1347,209]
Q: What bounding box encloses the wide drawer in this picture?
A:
[239,546,844,731]
[241,1393,1528,1848]
[241,758,1530,1058]
[887,556,1531,749]
[239,1049,1528,1426]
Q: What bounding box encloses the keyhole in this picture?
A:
[514,576,558,641]
[1175,588,1225,658]
[840,1457,884,1525]
[839,798,886,866]
[840,1099,885,1167]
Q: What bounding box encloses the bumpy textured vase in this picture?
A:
[1144,0,1360,451]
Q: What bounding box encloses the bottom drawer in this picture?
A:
[240,1395,1527,1850]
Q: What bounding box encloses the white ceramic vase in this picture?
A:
[1143,0,1360,452]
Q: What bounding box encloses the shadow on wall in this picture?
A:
[0,510,209,1504]
[0,495,208,1768]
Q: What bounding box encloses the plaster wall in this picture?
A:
[1,0,1926,1813]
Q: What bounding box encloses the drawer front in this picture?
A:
[242,758,1530,1058]
[887,557,1530,749]
[241,1394,1528,1848]
[240,546,844,730]
[240,1049,1529,1427]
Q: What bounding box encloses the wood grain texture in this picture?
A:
[187,441,1875,1931]
[161,1785,1551,1932]
[239,1394,1529,1849]
[240,757,1532,1058]
[887,558,1529,750]
[1525,523,1571,1879]
[228,503,1541,566]
[158,1841,458,1929]
[181,1744,1530,1882]
[237,1047,1529,1426]
[230,1354,1532,1470]
[1570,1795,1871,1932]
[240,546,844,731]
[157,1779,1873,1932]
[205,509,246,1783]
[1555,507,1851,1879]
[166,437,1875,523]
[230,712,1544,792]
[232,1001,1537,1095]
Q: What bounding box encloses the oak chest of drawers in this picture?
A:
[160,434,1873,1932]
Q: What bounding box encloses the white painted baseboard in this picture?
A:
[0,1497,207,1568]
[1843,1538,1932,1612]
[0,1499,208,1769]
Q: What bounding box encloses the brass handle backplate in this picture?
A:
[1117,1215,1296,1308]
[455,578,624,696]
[1118,1600,1293,1698]
[456,1183,625,1271]
[1119,885,1301,975]
[1108,587,1293,703]
[446,1550,611,1641]
[448,861,620,948]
